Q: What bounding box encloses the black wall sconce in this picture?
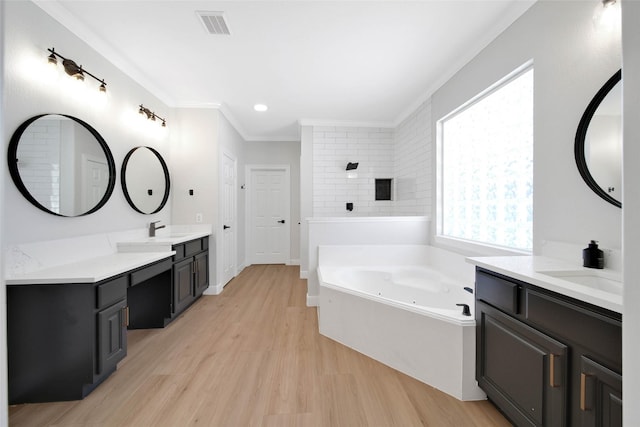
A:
[139,104,167,127]
[346,162,359,171]
[47,47,107,93]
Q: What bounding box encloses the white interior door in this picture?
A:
[248,167,290,264]
[221,153,237,286]
[81,155,109,212]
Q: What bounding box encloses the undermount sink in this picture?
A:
[537,269,622,295]
[153,232,191,238]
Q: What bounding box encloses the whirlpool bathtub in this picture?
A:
[317,245,486,401]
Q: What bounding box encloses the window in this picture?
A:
[437,66,533,252]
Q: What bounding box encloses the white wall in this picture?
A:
[170,108,219,291]
[4,1,172,246]
[300,126,313,277]
[431,0,622,256]
[0,0,7,423]
[622,0,640,422]
[245,140,301,263]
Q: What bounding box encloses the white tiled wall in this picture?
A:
[311,99,432,217]
[394,100,431,216]
[312,126,394,216]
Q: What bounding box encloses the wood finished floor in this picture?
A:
[9,264,511,427]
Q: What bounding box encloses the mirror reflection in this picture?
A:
[575,70,622,208]
[121,146,170,214]
[585,82,621,200]
[8,114,116,216]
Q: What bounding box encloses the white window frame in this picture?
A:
[435,61,534,256]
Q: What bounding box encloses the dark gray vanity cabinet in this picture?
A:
[8,275,128,404]
[7,257,175,404]
[171,237,209,316]
[475,267,622,427]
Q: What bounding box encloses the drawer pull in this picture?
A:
[580,373,592,411]
[123,306,130,327]
[549,354,557,387]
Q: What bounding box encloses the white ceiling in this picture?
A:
[34,0,536,141]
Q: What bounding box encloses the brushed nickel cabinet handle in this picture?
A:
[549,354,556,387]
[123,306,130,327]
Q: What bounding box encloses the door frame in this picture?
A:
[245,164,291,265]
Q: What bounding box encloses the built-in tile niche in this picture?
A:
[375,178,393,201]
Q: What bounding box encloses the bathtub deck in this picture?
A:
[9,265,510,427]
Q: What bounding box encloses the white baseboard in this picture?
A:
[300,270,308,279]
[306,294,319,307]
[203,283,224,295]
[287,258,300,266]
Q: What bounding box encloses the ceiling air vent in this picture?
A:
[197,11,231,35]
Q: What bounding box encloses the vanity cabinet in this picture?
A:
[171,237,209,317]
[8,275,128,404]
[7,257,172,404]
[475,267,622,427]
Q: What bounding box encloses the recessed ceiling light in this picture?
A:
[254,104,268,112]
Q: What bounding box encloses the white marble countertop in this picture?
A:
[116,230,212,253]
[6,227,212,285]
[6,251,174,285]
[467,256,622,314]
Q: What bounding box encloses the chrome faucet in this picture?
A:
[149,220,165,237]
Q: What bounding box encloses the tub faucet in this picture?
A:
[456,304,471,316]
[149,221,165,237]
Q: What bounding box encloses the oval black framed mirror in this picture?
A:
[575,69,622,208]
[8,114,116,217]
[121,146,170,214]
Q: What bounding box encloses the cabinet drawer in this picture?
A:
[184,239,203,257]
[173,244,186,262]
[130,258,172,286]
[97,276,127,309]
[476,270,520,314]
[525,289,621,370]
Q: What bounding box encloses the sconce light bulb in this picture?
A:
[162,120,167,127]
[99,81,107,93]
[603,0,616,7]
[74,71,85,81]
[47,53,58,66]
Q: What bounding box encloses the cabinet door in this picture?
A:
[174,258,194,314]
[477,303,567,426]
[580,356,622,427]
[97,299,127,375]
[194,252,209,295]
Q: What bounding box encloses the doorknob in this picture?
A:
[223,225,230,230]
[277,220,285,224]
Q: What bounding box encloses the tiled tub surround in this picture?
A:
[317,244,486,401]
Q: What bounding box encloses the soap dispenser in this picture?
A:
[583,240,604,269]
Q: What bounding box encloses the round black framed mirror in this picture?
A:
[8,114,116,217]
[121,146,170,214]
[575,69,622,208]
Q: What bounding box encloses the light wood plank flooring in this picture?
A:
[9,264,510,426]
